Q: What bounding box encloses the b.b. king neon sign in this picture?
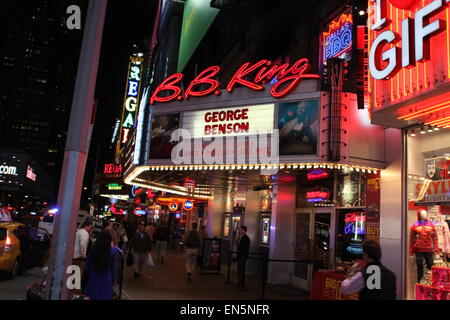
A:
[150,58,320,105]
[119,54,144,148]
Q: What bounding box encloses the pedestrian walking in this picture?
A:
[128,224,153,279]
[116,222,128,250]
[235,226,250,291]
[341,240,397,299]
[145,223,156,243]
[104,220,118,247]
[73,220,93,290]
[155,223,170,264]
[184,223,201,282]
[84,231,117,300]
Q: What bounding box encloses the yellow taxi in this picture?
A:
[0,222,22,278]
[0,208,51,279]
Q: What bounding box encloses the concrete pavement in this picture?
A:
[121,251,308,300]
[0,267,43,300]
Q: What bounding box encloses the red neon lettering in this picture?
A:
[184,66,220,99]
[149,58,320,104]
[271,59,320,98]
[226,59,269,93]
[150,73,184,104]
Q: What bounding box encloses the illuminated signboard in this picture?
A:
[150,58,320,105]
[108,183,123,191]
[26,165,36,181]
[134,208,146,216]
[104,163,122,174]
[306,190,331,202]
[169,202,179,212]
[0,165,17,176]
[307,169,330,181]
[368,0,450,126]
[322,12,353,64]
[344,212,366,235]
[183,200,194,211]
[182,104,274,138]
[118,53,144,151]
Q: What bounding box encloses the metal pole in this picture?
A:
[45,0,108,300]
[226,250,232,284]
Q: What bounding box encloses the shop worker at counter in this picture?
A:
[341,240,397,300]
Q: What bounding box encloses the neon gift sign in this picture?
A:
[368,0,450,116]
[150,58,320,104]
[322,13,353,64]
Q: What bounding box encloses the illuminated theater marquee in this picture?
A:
[150,58,320,104]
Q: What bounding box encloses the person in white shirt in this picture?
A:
[74,220,93,259]
[72,220,93,291]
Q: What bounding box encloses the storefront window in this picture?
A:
[406,128,450,300]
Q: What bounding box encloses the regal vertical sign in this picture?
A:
[118,54,144,154]
[368,0,450,111]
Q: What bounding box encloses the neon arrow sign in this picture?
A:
[150,58,320,104]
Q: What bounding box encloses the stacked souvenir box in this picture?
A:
[416,266,450,300]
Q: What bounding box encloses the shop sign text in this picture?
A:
[150,58,319,104]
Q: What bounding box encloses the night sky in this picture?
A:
[82,0,157,199]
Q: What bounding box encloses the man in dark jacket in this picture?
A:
[341,240,397,300]
[235,226,250,290]
[129,224,152,279]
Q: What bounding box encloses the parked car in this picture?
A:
[0,220,51,279]
[38,213,55,235]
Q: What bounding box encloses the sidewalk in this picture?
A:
[121,251,308,300]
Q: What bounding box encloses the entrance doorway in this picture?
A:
[292,208,335,290]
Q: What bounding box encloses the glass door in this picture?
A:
[292,210,312,290]
[312,209,334,274]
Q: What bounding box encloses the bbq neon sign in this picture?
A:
[150,58,320,104]
[322,13,353,64]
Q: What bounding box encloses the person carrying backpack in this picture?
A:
[184,223,201,283]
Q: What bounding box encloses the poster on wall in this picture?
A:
[150,113,180,159]
[365,172,381,242]
[278,99,319,156]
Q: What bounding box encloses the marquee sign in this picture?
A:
[322,12,353,64]
[368,0,450,124]
[182,104,274,138]
[150,58,320,105]
[118,54,144,151]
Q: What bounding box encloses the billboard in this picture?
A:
[278,99,319,156]
[150,113,180,159]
